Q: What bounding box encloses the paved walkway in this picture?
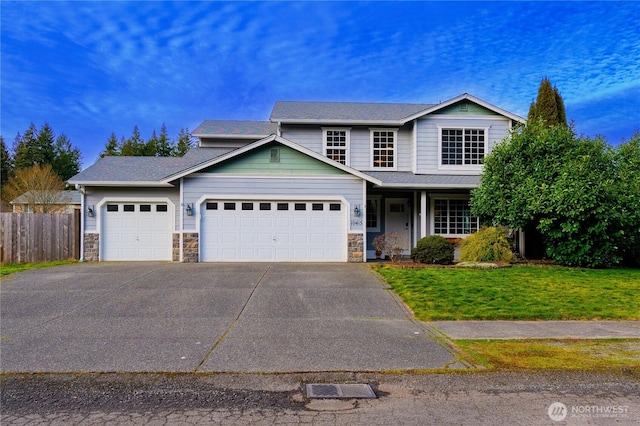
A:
[429,320,640,339]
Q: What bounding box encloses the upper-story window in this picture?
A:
[371,129,397,169]
[323,128,350,165]
[440,128,487,166]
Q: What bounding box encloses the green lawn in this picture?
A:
[0,260,77,277]
[374,265,640,320]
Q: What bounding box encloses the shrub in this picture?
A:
[411,235,455,264]
[459,227,514,263]
[372,232,408,263]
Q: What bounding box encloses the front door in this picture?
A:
[385,198,411,257]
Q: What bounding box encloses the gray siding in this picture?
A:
[280,125,322,153]
[182,175,365,232]
[416,115,511,174]
[83,186,180,232]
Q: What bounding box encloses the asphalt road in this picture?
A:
[2,371,639,425]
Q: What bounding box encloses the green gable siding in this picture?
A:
[203,143,347,175]
[438,101,500,116]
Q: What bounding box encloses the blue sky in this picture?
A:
[2,1,639,168]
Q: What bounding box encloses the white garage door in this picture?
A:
[201,200,346,262]
[102,203,172,261]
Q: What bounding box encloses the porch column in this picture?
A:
[420,191,427,238]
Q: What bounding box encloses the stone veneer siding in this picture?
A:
[182,232,199,263]
[84,233,99,261]
[172,233,180,262]
[347,233,364,262]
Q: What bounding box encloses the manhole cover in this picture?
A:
[306,383,376,399]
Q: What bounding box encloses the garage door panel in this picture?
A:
[201,200,347,262]
[102,203,172,261]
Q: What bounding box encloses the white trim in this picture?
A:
[79,186,85,261]
[429,194,479,238]
[192,133,272,139]
[377,182,479,189]
[437,125,490,172]
[66,181,174,187]
[420,191,427,238]
[362,180,367,263]
[384,197,412,256]
[187,173,362,180]
[369,128,398,171]
[179,178,184,262]
[322,127,351,166]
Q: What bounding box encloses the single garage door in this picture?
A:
[102,202,172,261]
[200,200,347,262]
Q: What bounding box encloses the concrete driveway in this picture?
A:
[0,263,460,373]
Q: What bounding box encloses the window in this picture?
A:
[433,199,479,235]
[106,204,118,212]
[366,197,380,231]
[312,203,324,211]
[241,202,253,210]
[123,204,135,212]
[259,203,271,211]
[224,202,236,210]
[277,203,289,211]
[206,202,218,210]
[294,203,306,211]
[323,128,350,165]
[156,205,168,212]
[441,128,486,166]
[371,129,396,169]
[140,204,151,212]
[329,203,341,211]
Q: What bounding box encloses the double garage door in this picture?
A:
[102,202,172,261]
[200,200,347,262]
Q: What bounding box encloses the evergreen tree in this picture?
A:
[12,123,81,180]
[1,136,13,188]
[99,133,121,158]
[175,128,194,157]
[144,130,159,156]
[52,133,82,181]
[527,77,567,127]
[120,125,145,156]
[155,123,173,157]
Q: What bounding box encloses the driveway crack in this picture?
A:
[194,263,272,372]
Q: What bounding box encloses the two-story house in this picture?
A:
[68,93,525,262]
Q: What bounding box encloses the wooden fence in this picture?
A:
[0,212,80,263]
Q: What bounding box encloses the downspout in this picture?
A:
[76,184,85,262]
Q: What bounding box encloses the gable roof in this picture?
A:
[10,190,82,205]
[192,120,278,138]
[163,134,382,185]
[364,171,480,189]
[269,94,525,125]
[67,148,233,186]
[270,101,434,125]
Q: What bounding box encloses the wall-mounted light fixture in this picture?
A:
[353,205,361,217]
[87,205,95,218]
[185,203,194,216]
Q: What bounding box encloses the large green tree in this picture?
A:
[527,77,567,127]
[98,125,193,158]
[471,121,636,268]
[11,123,81,181]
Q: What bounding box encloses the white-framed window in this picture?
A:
[370,128,397,169]
[439,127,487,167]
[366,196,381,231]
[431,197,479,237]
[323,128,350,165]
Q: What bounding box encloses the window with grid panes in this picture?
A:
[372,130,395,168]
[324,129,348,165]
[433,199,479,235]
[441,128,485,165]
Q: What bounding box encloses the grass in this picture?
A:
[456,339,640,370]
[0,260,77,277]
[374,265,640,320]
